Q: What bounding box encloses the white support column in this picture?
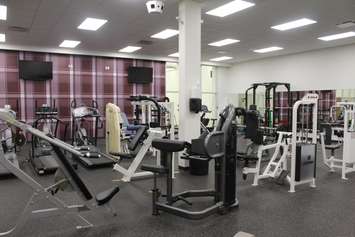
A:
[178,0,202,168]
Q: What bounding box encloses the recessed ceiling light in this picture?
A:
[253,46,283,53]
[78,17,108,31]
[206,0,255,18]
[151,29,179,39]
[210,56,233,62]
[168,52,179,57]
[318,31,355,41]
[119,46,142,53]
[0,33,5,42]
[271,18,317,31]
[0,5,7,20]
[59,40,81,48]
[209,38,240,47]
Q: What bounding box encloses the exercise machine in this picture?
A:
[0,108,119,236]
[30,101,67,175]
[320,102,355,179]
[0,105,24,177]
[106,102,163,182]
[245,82,291,130]
[141,104,239,219]
[71,100,114,168]
[243,94,318,192]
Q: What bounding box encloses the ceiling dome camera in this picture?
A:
[146,1,164,14]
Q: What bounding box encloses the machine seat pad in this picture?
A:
[109,152,135,159]
[141,164,168,174]
[238,153,259,161]
[325,144,342,151]
[95,186,120,206]
[152,139,186,152]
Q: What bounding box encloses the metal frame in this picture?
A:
[243,94,319,192]
[0,109,117,236]
[147,105,239,219]
[245,82,291,130]
[112,128,163,182]
[320,103,355,179]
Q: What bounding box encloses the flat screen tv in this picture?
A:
[19,60,53,81]
[128,67,153,84]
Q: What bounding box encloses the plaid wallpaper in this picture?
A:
[276,90,336,125]
[0,50,166,139]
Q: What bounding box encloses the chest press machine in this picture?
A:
[141,105,238,219]
[242,94,319,193]
[106,102,164,182]
[0,109,119,236]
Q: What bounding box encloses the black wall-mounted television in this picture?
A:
[128,66,153,84]
[19,60,53,81]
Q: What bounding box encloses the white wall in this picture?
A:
[222,44,355,98]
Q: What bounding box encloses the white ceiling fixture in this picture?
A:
[271,18,317,31]
[210,56,233,62]
[0,33,5,42]
[78,17,108,31]
[253,46,283,53]
[209,38,240,47]
[337,21,355,29]
[318,31,355,41]
[151,29,179,39]
[0,5,7,20]
[206,0,255,18]
[119,46,142,53]
[59,40,81,48]
[168,52,179,57]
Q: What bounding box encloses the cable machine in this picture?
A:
[245,82,291,130]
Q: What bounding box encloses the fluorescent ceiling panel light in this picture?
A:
[271,18,317,31]
[318,31,355,41]
[208,38,240,47]
[253,46,283,53]
[59,40,81,48]
[168,52,179,57]
[0,33,5,42]
[78,17,108,31]
[0,5,7,20]
[337,21,355,29]
[206,0,255,18]
[210,56,233,62]
[119,46,142,53]
[151,29,179,39]
[0,5,6,20]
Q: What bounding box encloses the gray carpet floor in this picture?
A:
[0,142,355,237]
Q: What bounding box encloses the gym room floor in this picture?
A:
[1,143,354,237]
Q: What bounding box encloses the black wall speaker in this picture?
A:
[189,98,202,113]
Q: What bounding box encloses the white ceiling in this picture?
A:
[1,0,355,63]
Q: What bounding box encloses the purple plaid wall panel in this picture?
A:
[0,50,166,138]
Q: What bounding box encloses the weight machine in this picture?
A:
[245,82,291,130]
[0,108,119,236]
[0,105,24,177]
[141,105,239,219]
[320,102,355,179]
[106,102,162,182]
[243,94,318,192]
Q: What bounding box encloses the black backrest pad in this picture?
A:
[128,126,147,151]
[52,145,93,200]
[245,110,259,139]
